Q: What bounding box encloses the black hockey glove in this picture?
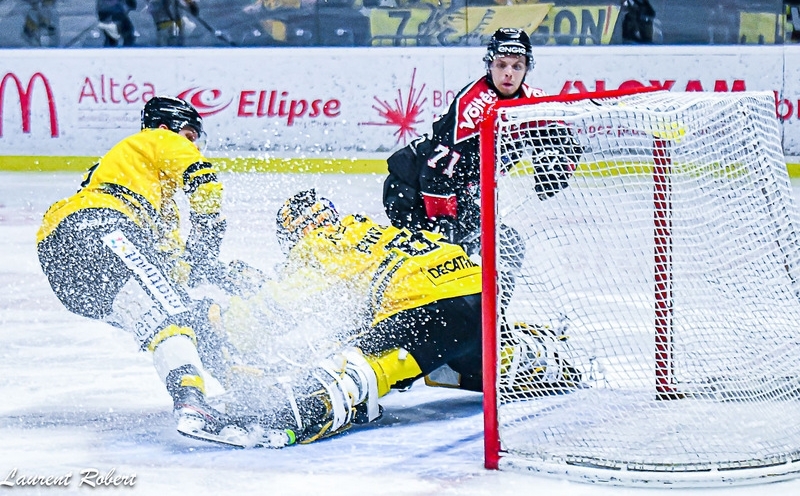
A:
[510,122,582,199]
[186,0,199,16]
[433,218,482,257]
[532,147,576,200]
[531,122,583,164]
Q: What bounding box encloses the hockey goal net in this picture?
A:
[480,88,800,486]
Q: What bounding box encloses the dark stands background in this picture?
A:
[0,0,790,48]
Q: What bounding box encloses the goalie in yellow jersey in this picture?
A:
[36,96,260,448]
[212,189,583,448]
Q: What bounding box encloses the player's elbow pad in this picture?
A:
[383,176,427,230]
[184,161,223,215]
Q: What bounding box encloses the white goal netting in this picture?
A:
[484,90,800,486]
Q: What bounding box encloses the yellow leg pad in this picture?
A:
[148,324,197,352]
[364,348,422,397]
[180,374,206,395]
[500,345,515,375]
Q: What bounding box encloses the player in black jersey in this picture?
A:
[383,28,581,257]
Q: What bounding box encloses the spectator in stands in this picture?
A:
[97,0,138,47]
[21,0,59,47]
[611,0,660,44]
[787,1,800,43]
[147,0,199,46]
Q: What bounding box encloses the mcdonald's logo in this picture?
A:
[0,72,59,138]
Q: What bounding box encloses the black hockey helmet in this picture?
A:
[141,96,204,136]
[484,28,534,72]
[276,189,339,254]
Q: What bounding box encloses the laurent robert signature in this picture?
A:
[0,468,136,488]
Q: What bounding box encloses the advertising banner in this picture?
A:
[1,45,800,171]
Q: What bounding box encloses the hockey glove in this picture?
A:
[431,217,462,245]
[507,122,583,198]
[203,260,266,297]
[531,147,576,200]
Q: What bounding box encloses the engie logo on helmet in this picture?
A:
[0,72,59,138]
[497,44,526,55]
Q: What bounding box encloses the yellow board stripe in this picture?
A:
[4,156,800,177]
[0,156,389,174]
[0,156,98,172]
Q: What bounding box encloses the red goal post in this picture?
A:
[480,87,800,486]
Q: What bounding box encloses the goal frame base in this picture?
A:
[498,454,800,488]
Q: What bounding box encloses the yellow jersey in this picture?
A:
[36,128,222,258]
[273,214,481,325]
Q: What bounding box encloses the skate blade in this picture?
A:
[176,416,293,449]
[249,424,296,448]
[176,416,254,448]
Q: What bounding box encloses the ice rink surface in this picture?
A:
[3,171,800,495]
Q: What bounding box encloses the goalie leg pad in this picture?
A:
[363,347,422,397]
[341,348,380,422]
[501,322,584,395]
[315,347,381,433]
[254,347,382,445]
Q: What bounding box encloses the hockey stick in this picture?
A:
[182,7,237,46]
[64,21,100,47]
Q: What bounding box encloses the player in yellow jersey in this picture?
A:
[212,190,582,448]
[36,96,261,447]
[213,189,480,445]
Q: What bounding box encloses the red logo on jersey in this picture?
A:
[453,80,542,143]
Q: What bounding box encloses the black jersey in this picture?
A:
[383,75,544,245]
